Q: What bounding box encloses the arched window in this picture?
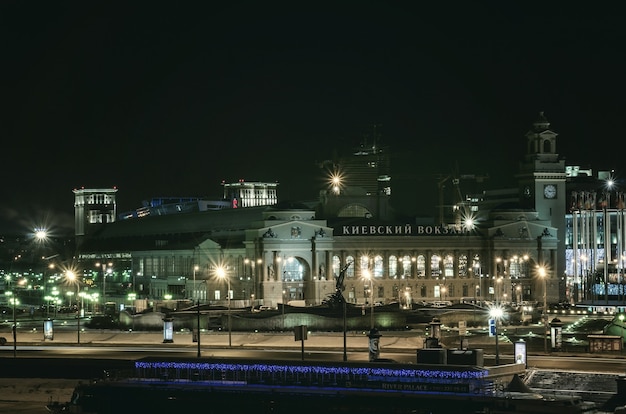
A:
[458,254,468,277]
[388,255,398,278]
[402,255,412,278]
[417,255,426,277]
[472,254,482,276]
[282,257,303,281]
[332,255,341,278]
[431,254,442,278]
[444,255,454,277]
[359,255,370,277]
[373,255,383,278]
[543,139,552,153]
[346,255,355,278]
[337,204,373,218]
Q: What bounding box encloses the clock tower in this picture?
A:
[516,112,567,286]
[517,112,566,218]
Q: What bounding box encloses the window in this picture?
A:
[458,254,468,277]
[402,255,412,278]
[417,255,426,277]
[444,255,454,277]
[283,257,303,281]
[431,255,442,278]
[346,255,355,278]
[332,256,341,278]
[472,254,482,276]
[359,255,370,277]
[373,255,384,278]
[388,255,398,278]
[337,204,373,218]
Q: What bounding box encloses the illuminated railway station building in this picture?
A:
[72,114,620,312]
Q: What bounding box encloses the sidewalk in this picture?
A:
[2,330,431,352]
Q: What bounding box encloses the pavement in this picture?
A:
[0,329,430,352]
[0,312,602,355]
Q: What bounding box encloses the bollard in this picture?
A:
[368,328,382,361]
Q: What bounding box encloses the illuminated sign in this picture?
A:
[338,224,471,236]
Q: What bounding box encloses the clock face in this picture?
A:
[523,186,532,198]
[543,184,557,199]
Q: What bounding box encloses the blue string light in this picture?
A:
[133,359,488,391]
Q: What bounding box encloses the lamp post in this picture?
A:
[46,263,54,316]
[217,266,231,347]
[490,305,503,365]
[97,262,112,311]
[370,279,374,329]
[538,266,548,353]
[196,299,201,357]
[67,271,80,344]
[282,289,286,330]
[192,265,199,301]
[51,288,59,317]
[618,313,624,352]
[6,291,17,357]
[363,268,374,329]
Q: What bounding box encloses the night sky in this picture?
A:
[2,2,625,234]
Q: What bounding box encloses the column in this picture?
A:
[311,238,317,279]
[425,250,432,279]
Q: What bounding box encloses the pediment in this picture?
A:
[257,221,332,240]
[489,221,556,239]
[537,129,557,139]
[197,238,222,250]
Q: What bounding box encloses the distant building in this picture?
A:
[318,126,393,221]
[221,180,279,208]
[73,187,118,240]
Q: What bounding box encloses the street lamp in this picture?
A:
[192,265,199,301]
[282,289,286,330]
[51,288,60,317]
[363,268,374,329]
[538,266,548,353]
[329,170,344,195]
[67,271,80,344]
[217,266,231,347]
[96,262,113,310]
[489,305,503,365]
[46,263,55,315]
[6,291,18,357]
[196,299,201,358]
[495,257,502,302]
[617,313,624,351]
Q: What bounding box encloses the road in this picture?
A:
[4,341,626,375]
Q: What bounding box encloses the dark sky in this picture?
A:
[2,2,626,234]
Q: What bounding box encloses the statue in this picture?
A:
[322,261,352,309]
